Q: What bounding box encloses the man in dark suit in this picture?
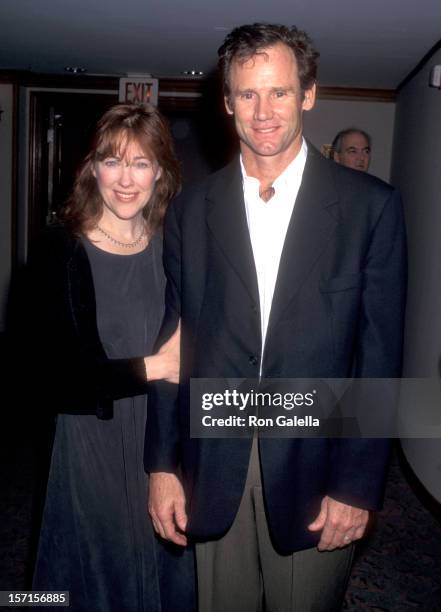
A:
[145,23,406,611]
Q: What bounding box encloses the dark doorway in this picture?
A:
[28,91,118,245]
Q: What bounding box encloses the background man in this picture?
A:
[145,23,406,611]
[332,127,372,171]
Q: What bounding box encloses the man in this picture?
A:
[332,128,372,171]
[145,23,406,611]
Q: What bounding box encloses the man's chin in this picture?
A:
[242,141,293,159]
[248,142,281,156]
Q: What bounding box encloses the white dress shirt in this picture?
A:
[241,139,308,365]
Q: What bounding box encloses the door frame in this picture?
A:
[23,87,117,259]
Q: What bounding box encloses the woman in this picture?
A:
[28,103,195,611]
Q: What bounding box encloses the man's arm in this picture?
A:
[145,197,183,471]
[148,471,188,546]
[312,187,407,549]
[144,197,188,545]
[308,496,369,550]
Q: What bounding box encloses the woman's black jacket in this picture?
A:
[15,225,149,419]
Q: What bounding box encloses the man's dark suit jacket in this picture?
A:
[144,145,407,553]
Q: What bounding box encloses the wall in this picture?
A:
[391,47,441,502]
[304,97,396,183]
[0,83,14,332]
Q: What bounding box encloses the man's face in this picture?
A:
[335,132,371,172]
[225,43,316,164]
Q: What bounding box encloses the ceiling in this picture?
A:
[1,0,440,89]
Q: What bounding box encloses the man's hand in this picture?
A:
[307,495,369,551]
[144,320,181,383]
[148,472,188,546]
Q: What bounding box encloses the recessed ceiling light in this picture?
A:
[64,66,87,74]
[182,70,204,76]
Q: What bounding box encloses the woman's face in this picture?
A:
[93,139,161,223]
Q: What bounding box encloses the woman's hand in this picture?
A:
[144,321,181,383]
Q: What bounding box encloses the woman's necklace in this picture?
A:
[95,224,146,248]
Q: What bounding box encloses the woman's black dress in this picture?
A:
[32,236,195,611]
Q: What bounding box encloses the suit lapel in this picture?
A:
[206,159,260,305]
[268,146,340,332]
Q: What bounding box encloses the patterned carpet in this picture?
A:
[1,417,440,611]
[344,447,441,611]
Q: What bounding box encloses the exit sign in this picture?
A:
[119,77,159,105]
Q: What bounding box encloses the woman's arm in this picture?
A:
[144,322,180,384]
[20,227,179,416]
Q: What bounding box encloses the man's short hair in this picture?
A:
[332,128,372,153]
[218,23,319,101]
